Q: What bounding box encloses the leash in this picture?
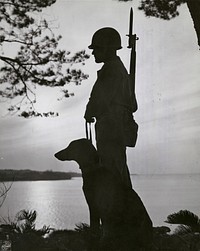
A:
[85,121,92,143]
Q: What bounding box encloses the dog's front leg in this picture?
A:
[88,208,101,251]
[83,186,100,233]
[89,207,100,233]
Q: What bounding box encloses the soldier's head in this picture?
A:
[88,27,122,63]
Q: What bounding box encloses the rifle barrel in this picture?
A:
[127,8,138,112]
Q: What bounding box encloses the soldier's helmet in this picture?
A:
[88,27,122,50]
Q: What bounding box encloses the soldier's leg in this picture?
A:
[95,116,132,188]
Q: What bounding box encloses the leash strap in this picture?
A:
[85,121,92,143]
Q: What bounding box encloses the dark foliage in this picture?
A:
[138,0,186,20]
[1,210,200,251]
[0,210,52,251]
[19,110,59,118]
[0,0,89,117]
[166,210,200,234]
[2,224,200,251]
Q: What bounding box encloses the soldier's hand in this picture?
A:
[84,116,95,123]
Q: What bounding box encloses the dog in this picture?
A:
[55,138,153,251]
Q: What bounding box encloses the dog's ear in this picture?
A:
[82,139,99,163]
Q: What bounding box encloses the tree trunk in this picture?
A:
[187,0,200,47]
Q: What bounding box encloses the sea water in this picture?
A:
[0,174,199,231]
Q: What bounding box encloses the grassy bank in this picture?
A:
[0,223,200,251]
[1,209,200,251]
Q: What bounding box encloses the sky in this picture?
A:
[0,0,200,175]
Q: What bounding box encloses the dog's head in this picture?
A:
[54,138,99,170]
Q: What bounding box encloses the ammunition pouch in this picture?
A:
[124,112,138,147]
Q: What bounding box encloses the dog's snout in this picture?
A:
[54,151,64,161]
[54,148,71,161]
[54,152,59,159]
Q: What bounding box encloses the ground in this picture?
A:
[1,224,200,251]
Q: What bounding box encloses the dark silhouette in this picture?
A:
[84,27,138,189]
[55,139,153,251]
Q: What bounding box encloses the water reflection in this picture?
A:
[1,174,199,230]
[1,179,89,229]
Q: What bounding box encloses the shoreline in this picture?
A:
[0,169,81,182]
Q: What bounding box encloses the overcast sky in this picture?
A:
[0,0,200,174]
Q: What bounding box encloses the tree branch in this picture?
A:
[0,182,12,208]
[3,39,33,46]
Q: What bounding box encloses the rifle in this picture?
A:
[127,7,139,113]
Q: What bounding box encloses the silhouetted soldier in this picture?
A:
[84,27,138,189]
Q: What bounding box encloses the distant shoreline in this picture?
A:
[1,170,198,182]
[0,169,81,182]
